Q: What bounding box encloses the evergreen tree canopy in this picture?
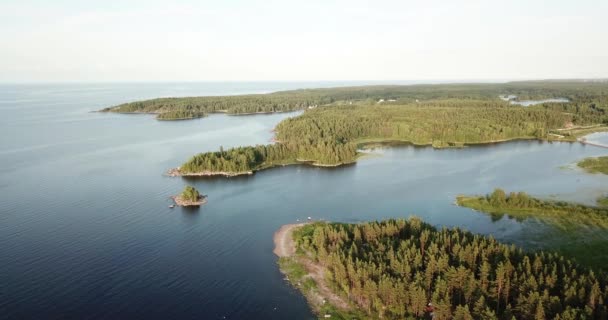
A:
[291,218,608,319]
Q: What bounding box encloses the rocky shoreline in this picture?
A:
[166,167,254,177]
[171,194,208,207]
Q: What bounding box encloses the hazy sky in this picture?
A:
[1,0,607,82]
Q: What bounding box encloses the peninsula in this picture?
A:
[274,218,608,319]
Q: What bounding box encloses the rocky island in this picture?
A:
[171,186,207,207]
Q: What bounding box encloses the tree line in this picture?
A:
[101,81,608,122]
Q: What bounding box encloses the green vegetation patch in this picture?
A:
[180,144,302,174]
[598,195,608,207]
[180,185,201,202]
[578,156,608,175]
[156,110,206,120]
[290,218,608,319]
[457,189,608,230]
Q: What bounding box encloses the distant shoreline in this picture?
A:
[166,167,253,177]
[99,108,300,121]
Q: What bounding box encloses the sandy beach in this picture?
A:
[273,223,350,311]
[273,223,308,257]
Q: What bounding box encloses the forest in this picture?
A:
[286,218,608,320]
[101,81,608,120]
[457,189,608,230]
[578,156,608,175]
[156,110,206,120]
[180,144,301,174]
[179,99,607,173]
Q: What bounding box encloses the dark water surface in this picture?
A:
[2,83,608,319]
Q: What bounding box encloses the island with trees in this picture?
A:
[171,186,207,206]
[577,156,608,175]
[275,218,608,320]
[456,189,608,230]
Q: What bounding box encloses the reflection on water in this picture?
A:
[1,84,608,319]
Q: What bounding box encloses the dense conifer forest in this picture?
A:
[156,110,206,120]
[287,218,608,319]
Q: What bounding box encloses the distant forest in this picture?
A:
[101,81,608,120]
[289,218,608,319]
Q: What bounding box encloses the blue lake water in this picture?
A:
[2,83,608,319]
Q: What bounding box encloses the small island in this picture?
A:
[171,186,207,207]
[577,156,608,175]
[274,218,608,319]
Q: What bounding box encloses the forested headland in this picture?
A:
[578,156,608,175]
[176,98,607,175]
[279,218,608,319]
[457,189,608,230]
[127,81,608,174]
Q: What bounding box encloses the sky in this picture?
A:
[1,0,607,82]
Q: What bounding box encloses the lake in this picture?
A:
[2,83,608,319]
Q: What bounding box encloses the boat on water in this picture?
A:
[169,205,175,209]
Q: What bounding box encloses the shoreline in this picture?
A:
[578,138,608,149]
[274,223,353,316]
[167,135,604,179]
[166,160,353,178]
[101,108,300,119]
[273,223,309,257]
[171,195,208,207]
[166,167,254,177]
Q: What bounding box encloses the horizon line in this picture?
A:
[1,78,607,85]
